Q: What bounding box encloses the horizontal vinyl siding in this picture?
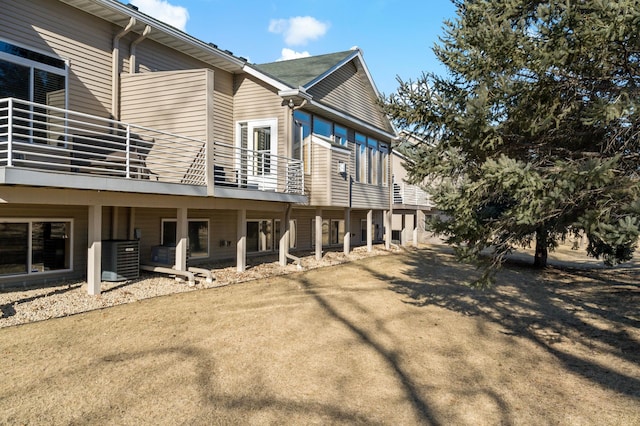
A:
[1,0,114,117]
[233,75,286,156]
[309,61,393,134]
[351,183,390,210]
[309,141,330,206]
[134,208,239,264]
[291,209,315,250]
[121,70,210,182]
[0,204,88,286]
[213,72,234,145]
[330,149,350,207]
[126,36,235,145]
[208,210,237,261]
[121,69,209,139]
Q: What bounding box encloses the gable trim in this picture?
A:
[305,49,382,97]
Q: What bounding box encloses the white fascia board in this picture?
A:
[242,65,291,91]
[63,0,245,69]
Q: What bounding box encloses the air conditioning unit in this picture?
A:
[102,240,140,281]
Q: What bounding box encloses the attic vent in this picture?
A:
[208,42,218,49]
[126,3,139,10]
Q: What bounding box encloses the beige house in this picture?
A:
[0,0,399,293]
[391,149,433,245]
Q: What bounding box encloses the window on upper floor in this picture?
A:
[380,143,389,187]
[237,119,278,188]
[294,111,312,175]
[312,116,332,139]
[0,40,67,141]
[355,132,367,183]
[334,124,348,146]
[295,110,389,186]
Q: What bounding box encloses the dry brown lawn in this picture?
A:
[1,246,638,425]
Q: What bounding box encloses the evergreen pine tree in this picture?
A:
[384,0,640,286]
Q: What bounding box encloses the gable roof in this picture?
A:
[249,49,395,139]
[253,50,355,89]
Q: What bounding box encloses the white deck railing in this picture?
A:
[0,98,304,195]
[393,181,431,207]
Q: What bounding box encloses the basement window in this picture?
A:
[161,219,209,259]
[0,219,72,276]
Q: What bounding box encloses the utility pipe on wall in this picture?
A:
[129,25,151,74]
[112,17,136,120]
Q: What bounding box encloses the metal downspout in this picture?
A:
[112,17,136,120]
[129,25,151,74]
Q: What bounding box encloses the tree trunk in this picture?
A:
[534,227,548,268]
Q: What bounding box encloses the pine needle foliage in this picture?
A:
[384,0,640,287]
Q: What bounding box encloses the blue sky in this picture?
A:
[128,0,457,96]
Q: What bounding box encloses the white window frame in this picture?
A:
[246,219,274,253]
[236,118,278,189]
[0,218,73,276]
[0,38,69,107]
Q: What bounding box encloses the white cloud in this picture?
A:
[268,16,329,46]
[130,0,189,31]
[277,48,311,61]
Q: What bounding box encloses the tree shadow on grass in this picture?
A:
[295,274,440,425]
[373,246,640,399]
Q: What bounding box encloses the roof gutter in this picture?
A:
[61,0,245,70]
[112,17,136,120]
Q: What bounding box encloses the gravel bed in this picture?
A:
[0,245,398,328]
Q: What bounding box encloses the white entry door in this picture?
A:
[238,119,278,190]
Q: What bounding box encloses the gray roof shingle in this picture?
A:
[253,50,355,88]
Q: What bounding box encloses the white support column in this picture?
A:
[412,213,418,247]
[279,206,291,266]
[175,208,188,275]
[343,207,351,255]
[366,209,373,252]
[87,205,102,295]
[315,208,323,261]
[237,208,246,272]
[401,214,407,246]
[384,209,392,250]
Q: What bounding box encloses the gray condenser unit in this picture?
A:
[101,240,140,281]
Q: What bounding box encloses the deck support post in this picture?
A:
[366,209,373,252]
[279,206,291,266]
[175,207,188,275]
[87,205,102,295]
[237,208,246,272]
[343,207,351,255]
[315,208,323,261]
[384,209,391,250]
